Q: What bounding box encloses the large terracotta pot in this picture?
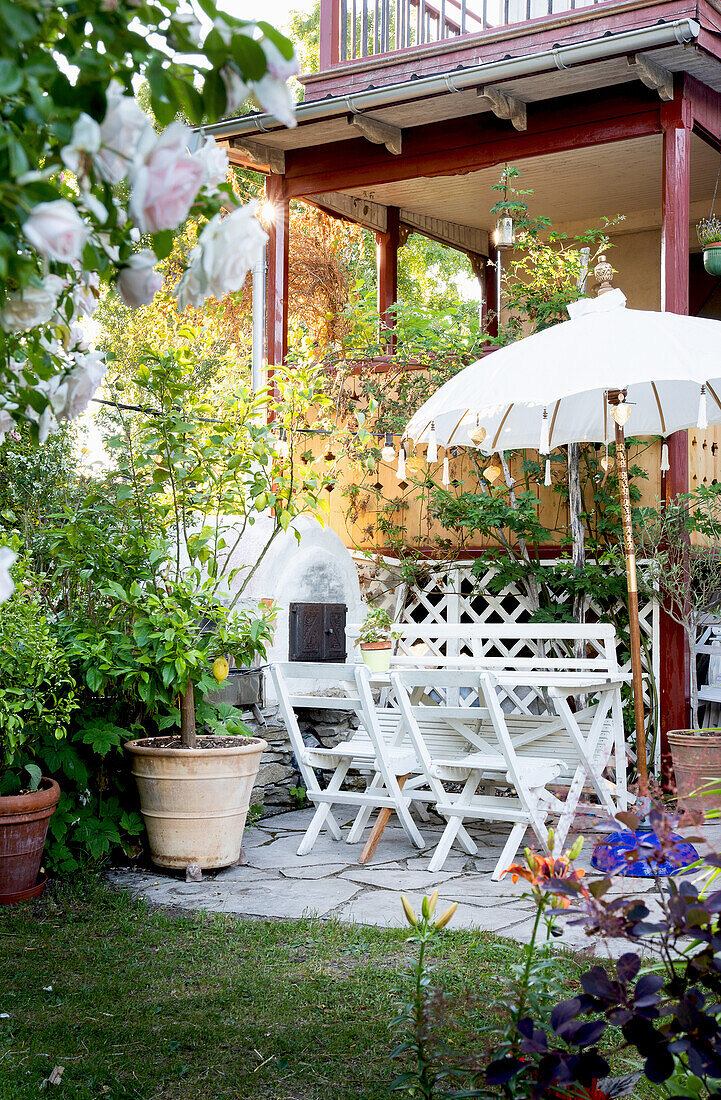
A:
[668,729,721,814]
[125,736,267,870]
[0,778,60,902]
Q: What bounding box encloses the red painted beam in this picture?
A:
[280,87,663,198]
[265,176,289,391]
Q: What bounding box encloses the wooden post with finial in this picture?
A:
[596,256,649,795]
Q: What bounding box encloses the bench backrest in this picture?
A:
[347,621,619,676]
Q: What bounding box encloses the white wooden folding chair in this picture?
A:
[270,661,425,856]
[391,668,567,879]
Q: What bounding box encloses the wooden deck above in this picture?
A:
[305,0,721,99]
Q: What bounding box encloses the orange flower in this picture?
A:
[502,849,587,907]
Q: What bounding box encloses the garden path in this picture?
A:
[109,810,721,954]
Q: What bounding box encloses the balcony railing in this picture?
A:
[320,0,606,66]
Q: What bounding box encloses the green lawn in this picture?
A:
[0,879,553,1100]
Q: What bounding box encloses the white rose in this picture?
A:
[193,136,229,192]
[129,122,204,234]
[176,202,267,311]
[56,350,107,422]
[221,66,250,115]
[0,546,16,606]
[117,250,163,308]
[96,82,152,185]
[0,275,63,333]
[70,271,100,317]
[250,38,299,128]
[23,200,89,263]
[61,113,102,179]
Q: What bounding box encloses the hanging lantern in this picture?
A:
[275,429,290,458]
[323,442,337,461]
[493,215,515,251]
[381,432,395,462]
[544,458,552,487]
[442,455,450,487]
[484,461,502,484]
[539,407,550,455]
[396,444,406,480]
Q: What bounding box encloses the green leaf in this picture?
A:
[0,59,23,95]
[24,763,42,791]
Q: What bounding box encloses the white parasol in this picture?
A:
[404,288,721,794]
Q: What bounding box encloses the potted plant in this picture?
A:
[0,573,77,902]
[355,606,398,673]
[637,487,721,811]
[92,347,329,871]
[697,215,721,277]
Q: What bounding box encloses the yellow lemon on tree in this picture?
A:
[212,657,229,684]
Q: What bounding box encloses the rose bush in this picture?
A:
[0,0,300,605]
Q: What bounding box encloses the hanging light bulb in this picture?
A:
[544,458,552,487]
[484,461,502,484]
[396,444,406,480]
[660,441,670,473]
[468,414,487,447]
[539,408,550,455]
[381,432,395,463]
[275,428,290,458]
[698,385,709,430]
[442,455,450,487]
[426,421,438,464]
[609,393,631,426]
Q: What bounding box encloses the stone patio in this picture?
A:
[109,809,721,954]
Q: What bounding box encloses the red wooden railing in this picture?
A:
[319,0,606,67]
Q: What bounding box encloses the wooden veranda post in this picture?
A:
[377,205,400,348]
[265,175,289,398]
[659,89,692,762]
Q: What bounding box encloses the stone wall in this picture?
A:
[242,701,361,814]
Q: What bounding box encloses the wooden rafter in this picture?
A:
[228,137,286,174]
[478,86,527,131]
[348,113,403,155]
[627,54,674,102]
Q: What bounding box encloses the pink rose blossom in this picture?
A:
[129,123,204,234]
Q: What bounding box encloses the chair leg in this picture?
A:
[347,773,383,843]
[296,760,351,855]
[491,822,528,882]
[428,815,464,872]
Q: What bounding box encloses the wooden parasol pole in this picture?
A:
[610,392,649,796]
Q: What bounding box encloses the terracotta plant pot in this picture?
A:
[360,640,392,673]
[668,728,721,814]
[0,778,60,902]
[125,735,267,870]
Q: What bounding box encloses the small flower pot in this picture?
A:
[125,735,267,870]
[360,641,392,673]
[703,243,721,277]
[668,728,721,813]
[0,778,60,902]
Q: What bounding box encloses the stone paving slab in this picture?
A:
[109,809,721,953]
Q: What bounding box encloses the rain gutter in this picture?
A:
[204,17,699,139]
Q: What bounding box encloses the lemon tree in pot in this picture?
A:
[91,346,329,871]
[0,569,78,902]
[355,607,399,673]
[637,486,721,811]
